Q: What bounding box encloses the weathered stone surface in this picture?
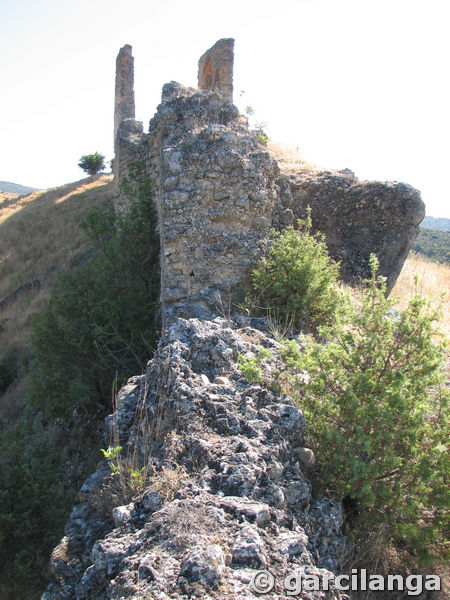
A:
[112,504,134,528]
[42,317,346,600]
[198,38,234,102]
[116,80,282,326]
[232,524,268,568]
[179,544,225,589]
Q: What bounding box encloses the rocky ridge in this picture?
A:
[43,317,347,600]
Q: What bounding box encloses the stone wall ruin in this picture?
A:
[113,41,425,328]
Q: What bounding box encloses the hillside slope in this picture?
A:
[412,228,450,264]
[0,174,113,409]
[0,191,18,204]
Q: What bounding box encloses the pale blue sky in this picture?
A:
[1,0,449,217]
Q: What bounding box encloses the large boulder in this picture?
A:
[284,169,425,293]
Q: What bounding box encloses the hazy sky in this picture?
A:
[1,0,449,217]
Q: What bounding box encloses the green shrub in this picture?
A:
[250,211,341,328]
[280,255,449,558]
[29,168,160,425]
[0,411,76,599]
[0,356,17,395]
[238,347,272,384]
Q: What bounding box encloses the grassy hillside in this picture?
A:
[0,173,163,600]
[0,174,113,409]
[0,191,18,204]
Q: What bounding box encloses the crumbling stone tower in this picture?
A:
[198,38,234,102]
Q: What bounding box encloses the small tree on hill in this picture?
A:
[78,152,106,176]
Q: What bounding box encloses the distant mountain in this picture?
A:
[413,228,450,264]
[0,181,37,195]
[422,216,450,232]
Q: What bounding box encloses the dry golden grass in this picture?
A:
[0,174,114,365]
[267,140,325,175]
[392,252,450,338]
[0,191,18,204]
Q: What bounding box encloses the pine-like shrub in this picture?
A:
[0,413,75,599]
[29,168,160,425]
[250,212,341,328]
[280,255,449,558]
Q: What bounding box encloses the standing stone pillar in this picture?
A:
[113,44,143,206]
[198,39,235,102]
[114,44,136,150]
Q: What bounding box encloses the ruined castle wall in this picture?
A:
[114,42,424,328]
[113,42,292,326]
[113,118,145,208]
[146,83,284,326]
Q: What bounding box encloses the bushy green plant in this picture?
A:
[237,354,261,383]
[280,255,449,558]
[250,212,341,328]
[238,347,272,384]
[97,444,148,508]
[29,169,160,424]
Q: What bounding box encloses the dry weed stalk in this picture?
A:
[96,349,175,512]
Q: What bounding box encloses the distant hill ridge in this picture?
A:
[0,180,37,195]
[422,216,450,231]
